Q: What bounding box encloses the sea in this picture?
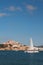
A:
[0,51,43,65]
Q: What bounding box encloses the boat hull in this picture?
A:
[24,50,39,53]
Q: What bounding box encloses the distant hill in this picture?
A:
[35,45,43,48]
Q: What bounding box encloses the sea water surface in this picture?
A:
[0,51,43,65]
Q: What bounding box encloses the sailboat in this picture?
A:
[25,38,39,53]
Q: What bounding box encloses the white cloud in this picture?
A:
[0,13,9,17]
[5,6,22,11]
[8,6,15,11]
[26,5,37,11]
[23,3,37,14]
[5,6,15,11]
[23,2,37,14]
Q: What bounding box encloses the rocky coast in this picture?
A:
[0,40,43,51]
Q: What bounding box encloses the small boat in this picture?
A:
[24,50,39,53]
[24,38,39,53]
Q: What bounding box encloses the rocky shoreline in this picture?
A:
[0,40,29,51]
[0,40,43,51]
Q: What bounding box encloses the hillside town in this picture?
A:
[0,40,43,51]
[0,40,29,50]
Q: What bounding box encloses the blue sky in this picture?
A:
[0,0,43,45]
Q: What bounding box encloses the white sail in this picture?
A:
[24,38,39,53]
[30,38,34,50]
